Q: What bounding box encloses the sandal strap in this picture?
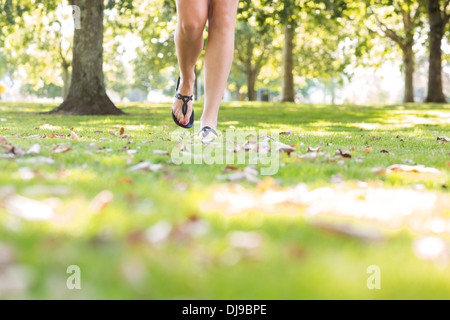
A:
[175,93,193,116]
[175,77,193,116]
[199,126,218,138]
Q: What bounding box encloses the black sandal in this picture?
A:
[172,77,195,129]
[198,126,218,140]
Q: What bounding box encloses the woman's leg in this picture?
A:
[201,0,239,130]
[173,0,209,125]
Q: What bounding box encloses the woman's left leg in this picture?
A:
[201,0,239,130]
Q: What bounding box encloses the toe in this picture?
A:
[183,104,193,125]
[173,102,183,124]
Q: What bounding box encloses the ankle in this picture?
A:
[200,117,218,130]
[179,74,196,94]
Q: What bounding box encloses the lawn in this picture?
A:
[0,101,449,300]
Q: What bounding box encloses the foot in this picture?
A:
[173,76,195,125]
[196,126,219,142]
[200,116,218,132]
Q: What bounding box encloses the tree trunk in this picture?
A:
[403,44,415,103]
[425,0,447,103]
[51,0,123,115]
[62,65,70,100]
[247,69,256,101]
[235,84,241,101]
[281,24,295,102]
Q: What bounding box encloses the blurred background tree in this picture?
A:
[1,0,449,110]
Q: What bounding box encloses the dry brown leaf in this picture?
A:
[306,146,323,153]
[223,165,241,173]
[363,147,373,153]
[335,149,352,158]
[51,143,71,154]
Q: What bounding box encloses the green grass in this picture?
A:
[0,101,449,300]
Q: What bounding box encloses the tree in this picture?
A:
[259,0,300,102]
[365,0,424,103]
[234,22,273,101]
[288,1,366,104]
[4,7,73,100]
[133,0,181,96]
[0,0,59,83]
[425,0,449,102]
[51,0,132,115]
[259,0,349,102]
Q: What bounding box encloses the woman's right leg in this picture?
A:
[173,0,209,125]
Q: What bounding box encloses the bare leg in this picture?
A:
[201,0,239,130]
[173,0,209,125]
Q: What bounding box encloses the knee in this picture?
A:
[208,1,238,34]
[178,19,206,41]
[209,12,236,35]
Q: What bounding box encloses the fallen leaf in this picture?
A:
[0,265,31,296]
[313,222,384,242]
[145,221,172,244]
[329,173,344,183]
[335,149,352,158]
[307,146,323,153]
[275,141,296,155]
[128,161,162,172]
[153,149,169,156]
[26,144,40,155]
[229,231,262,250]
[256,177,276,193]
[387,164,441,175]
[4,195,55,221]
[70,131,80,141]
[413,236,448,262]
[371,167,386,175]
[280,130,292,135]
[217,166,259,183]
[223,165,241,173]
[363,147,373,153]
[88,190,114,213]
[17,157,55,165]
[52,143,71,154]
[0,243,15,266]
